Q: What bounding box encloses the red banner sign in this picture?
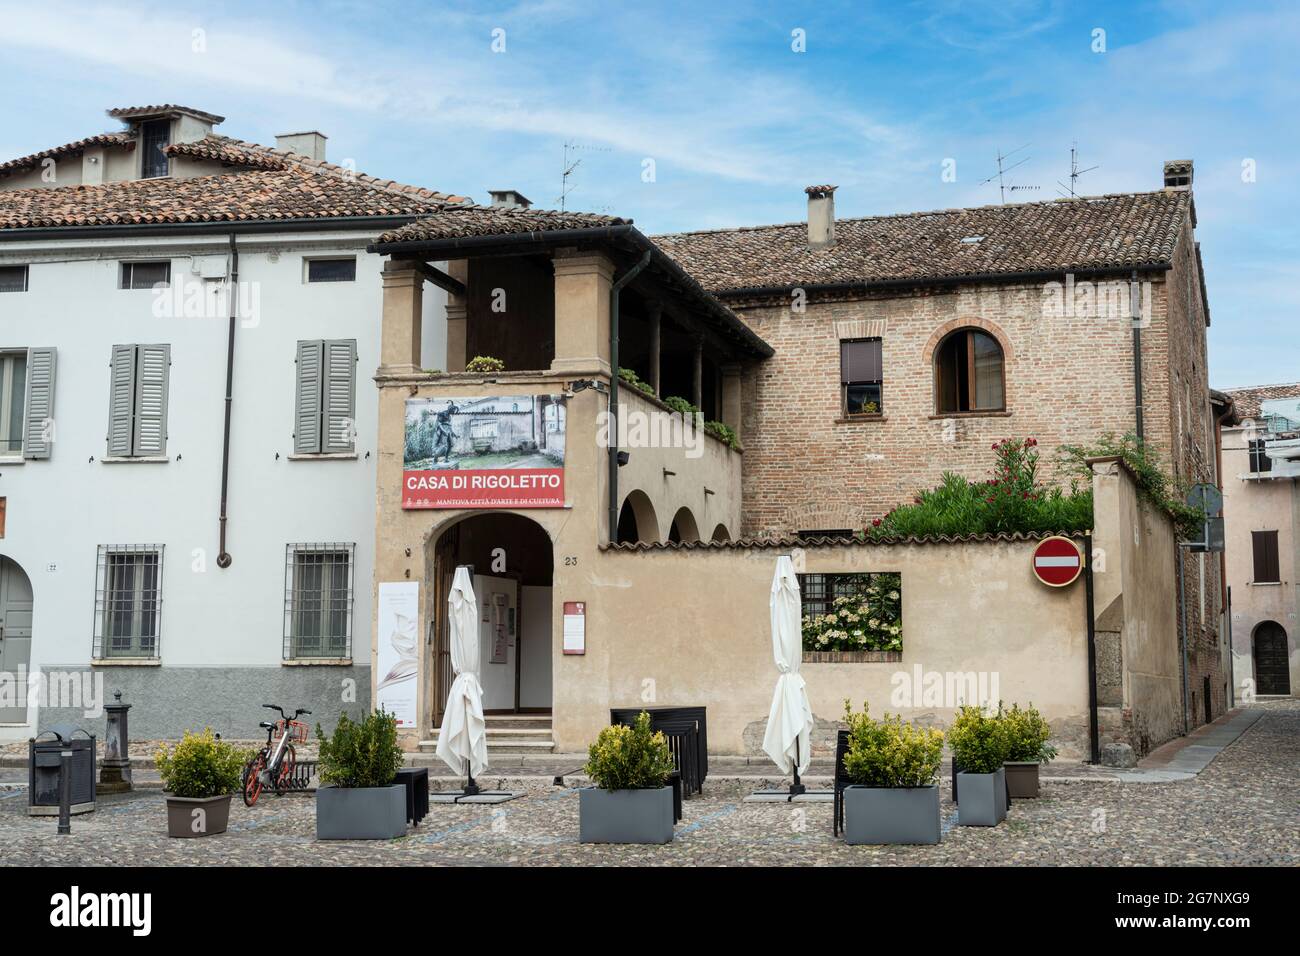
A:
[403,467,564,509]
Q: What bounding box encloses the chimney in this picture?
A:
[1163,159,1193,190]
[489,189,533,210]
[275,131,328,162]
[805,184,837,249]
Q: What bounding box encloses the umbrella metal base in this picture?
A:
[431,790,524,805]
[744,789,835,803]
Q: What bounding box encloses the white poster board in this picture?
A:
[375,581,420,728]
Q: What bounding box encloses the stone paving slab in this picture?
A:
[1,699,1294,867]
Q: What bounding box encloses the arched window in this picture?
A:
[935,328,1004,413]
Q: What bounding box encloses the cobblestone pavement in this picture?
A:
[3,700,1296,867]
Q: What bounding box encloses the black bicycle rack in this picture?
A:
[281,760,317,792]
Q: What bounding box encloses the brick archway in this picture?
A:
[922,316,1014,365]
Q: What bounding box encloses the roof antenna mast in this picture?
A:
[556,140,611,211]
[980,144,1038,204]
[1056,141,1100,199]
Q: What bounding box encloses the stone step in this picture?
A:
[416,738,556,755]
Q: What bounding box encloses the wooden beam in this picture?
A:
[397,258,467,297]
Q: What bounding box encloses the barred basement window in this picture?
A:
[798,571,902,653]
[284,543,355,659]
[93,545,164,659]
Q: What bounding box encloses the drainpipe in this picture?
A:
[1131,270,1144,441]
[1084,533,1100,763]
[216,234,239,569]
[1226,585,1234,709]
[1176,543,1191,734]
[607,250,653,544]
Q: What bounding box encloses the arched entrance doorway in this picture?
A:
[1253,621,1291,695]
[0,556,33,724]
[428,513,553,728]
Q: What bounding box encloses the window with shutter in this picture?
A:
[294,339,356,454]
[1252,530,1280,583]
[0,352,26,456]
[840,338,883,416]
[23,347,56,459]
[106,344,170,458]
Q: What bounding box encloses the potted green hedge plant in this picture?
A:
[155,729,248,838]
[580,711,677,844]
[841,701,944,845]
[314,709,407,840]
[1001,702,1057,798]
[948,705,1010,826]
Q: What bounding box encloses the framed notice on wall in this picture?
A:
[375,582,419,728]
[563,601,586,655]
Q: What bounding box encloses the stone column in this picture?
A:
[551,249,615,376]
[720,362,743,443]
[444,259,469,372]
[648,302,662,396]
[380,261,423,374]
[692,338,704,410]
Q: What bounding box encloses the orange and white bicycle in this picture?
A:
[241,704,311,807]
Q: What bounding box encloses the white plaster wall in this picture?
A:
[0,229,446,739]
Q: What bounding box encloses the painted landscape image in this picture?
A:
[403,396,566,471]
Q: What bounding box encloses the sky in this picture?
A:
[0,0,1296,389]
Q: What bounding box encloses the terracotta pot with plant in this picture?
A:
[155,729,249,838]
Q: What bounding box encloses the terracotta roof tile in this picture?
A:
[0,133,133,176]
[652,191,1194,293]
[376,204,629,244]
[107,104,226,124]
[1222,383,1300,420]
[602,530,1082,551]
[0,134,470,230]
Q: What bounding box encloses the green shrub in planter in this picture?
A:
[661,395,700,420]
[155,729,250,838]
[840,701,944,844]
[316,710,404,789]
[465,355,505,373]
[584,711,675,790]
[155,729,248,799]
[949,705,1010,825]
[581,712,676,844]
[1000,702,1056,798]
[618,367,655,396]
[704,420,740,449]
[842,701,943,788]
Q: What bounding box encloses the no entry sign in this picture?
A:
[1032,536,1084,587]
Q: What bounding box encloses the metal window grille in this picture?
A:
[1249,439,1273,474]
[284,543,355,660]
[140,120,170,179]
[0,265,28,293]
[120,261,171,290]
[798,572,892,621]
[306,258,357,283]
[93,545,164,659]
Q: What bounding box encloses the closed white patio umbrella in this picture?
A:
[762,555,814,789]
[436,566,489,784]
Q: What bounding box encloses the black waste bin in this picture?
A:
[29,726,97,816]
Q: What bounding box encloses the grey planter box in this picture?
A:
[956,768,1007,826]
[579,786,674,844]
[165,794,232,838]
[315,784,407,840]
[843,785,941,845]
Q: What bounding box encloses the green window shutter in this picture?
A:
[322,339,357,453]
[107,344,136,457]
[294,340,324,454]
[132,344,170,457]
[23,347,56,459]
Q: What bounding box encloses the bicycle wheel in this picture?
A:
[273,745,296,796]
[242,752,266,807]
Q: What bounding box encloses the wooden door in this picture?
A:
[0,557,33,724]
[1254,622,1291,695]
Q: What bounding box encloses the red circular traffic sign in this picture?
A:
[1031,536,1083,587]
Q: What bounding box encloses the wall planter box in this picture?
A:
[1004,762,1041,799]
[165,794,233,838]
[315,784,407,840]
[579,786,674,844]
[956,768,1007,826]
[843,785,941,845]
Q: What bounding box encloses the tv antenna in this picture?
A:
[980,144,1037,204]
[1056,142,1099,198]
[556,140,612,211]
